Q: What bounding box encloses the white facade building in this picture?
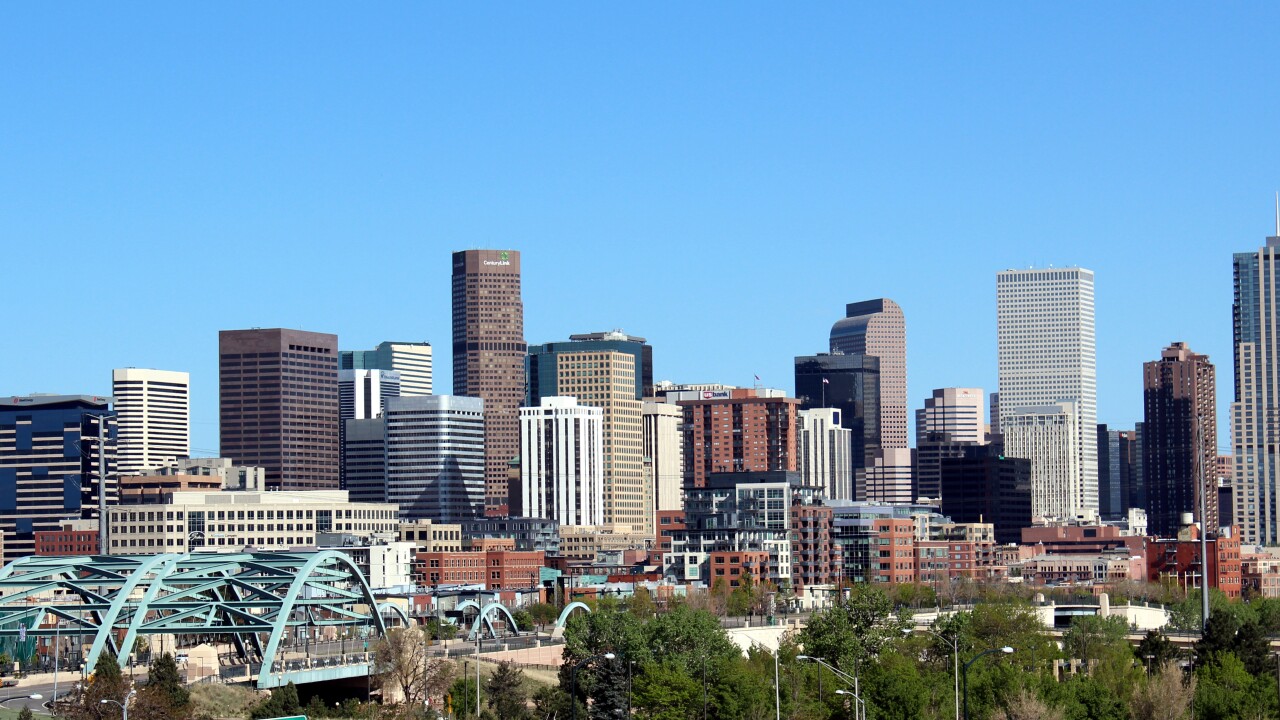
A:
[112,368,190,476]
[797,407,852,499]
[860,448,914,504]
[384,395,485,523]
[1002,402,1081,520]
[341,342,432,397]
[339,369,401,420]
[520,397,604,526]
[916,388,984,444]
[996,267,1098,513]
[642,401,684,512]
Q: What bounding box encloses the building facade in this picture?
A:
[384,395,485,523]
[939,445,1033,545]
[341,341,433,396]
[0,395,116,561]
[674,388,800,489]
[794,353,880,472]
[112,368,190,475]
[797,407,852,500]
[527,332,650,533]
[862,448,914,504]
[914,387,985,502]
[829,299,907,448]
[343,417,387,504]
[219,328,339,490]
[643,401,684,513]
[452,250,526,517]
[148,457,265,491]
[519,397,605,527]
[1097,426,1142,520]
[1002,402,1082,521]
[996,268,1098,514]
[1143,342,1217,538]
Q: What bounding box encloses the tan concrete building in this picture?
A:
[830,299,908,448]
[559,525,653,562]
[399,520,464,552]
[107,491,398,554]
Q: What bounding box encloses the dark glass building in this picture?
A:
[1097,424,1141,520]
[939,445,1032,545]
[794,353,880,470]
[1143,342,1217,538]
[0,395,117,562]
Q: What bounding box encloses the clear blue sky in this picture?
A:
[3,4,1276,456]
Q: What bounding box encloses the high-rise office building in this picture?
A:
[343,418,387,504]
[830,299,907,448]
[338,369,398,491]
[112,368,190,475]
[914,388,985,501]
[797,407,852,500]
[219,328,339,490]
[940,445,1033,545]
[519,397,604,526]
[340,342,433,397]
[643,401,684,512]
[0,395,117,562]
[794,353,880,470]
[861,448,914,504]
[1096,425,1141,520]
[996,267,1098,514]
[527,331,650,533]
[384,395,485,523]
[1233,231,1280,544]
[452,250,526,516]
[1144,342,1218,538]
[1002,402,1081,521]
[673,388,800,489]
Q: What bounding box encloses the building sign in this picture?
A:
[483,250,513,267]
[701,390,730,400]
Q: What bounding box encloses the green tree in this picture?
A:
[144,653,190,712]
[1130,662,1195,720]
[527,603,561,630]
[1194,652,1276,720]
[450,676,480,720]
[511,609,534,634]
[631,660,701,720]
[1133,630,1178,668]
[1197,611,1271,677]
[248,683,301,720]
[627,587,657,620]
[798,585,912,675]
[17,707,33,720]
[532,685,581,720]
[864,650,927,720]
[485,661,529,720]
[1062,675,1128,720]
[65,654,132,720]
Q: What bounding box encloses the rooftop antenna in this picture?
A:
[1275,191,1279,236]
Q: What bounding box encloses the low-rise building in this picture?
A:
[1147,524,1242,598]
[708,551,771,588]
[460,516,559,553]
[399,520,464,552]
[317,533,416,589]
[143,457,266,491]
[106,491,399,554]
[1019,551,1147,585]
[34,520,97,557]
[1242,550,1280,598]
[560,525,652,562]
[412,548,545,591]
[119,474,223,504]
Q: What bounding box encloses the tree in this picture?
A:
[18,707,33,720]
[864,650,927,720]
[798,585,912,674]
[248,683,301,720]
[627,587,657,620]
[373,626,456,707]
[1193,652,1276,720]
[64,654,132,720]
[486,661,529,720]
[451,676,480,720]
[1062,615,1130,669]
[1130,662,1195,720]
[146,653,190,711]
[1133,630,1178,668]
[532,685,581,720]
[1005,688,1065,720]
[527,603,560,631]
[631,660,701,720]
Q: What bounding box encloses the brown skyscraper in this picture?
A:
[1143,341,1217,538]
[830,299,908,448]
[452,250,526,516]
[676,388,800,489]
[219,328,339,490]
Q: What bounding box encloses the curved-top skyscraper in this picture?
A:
[830,299,907,449]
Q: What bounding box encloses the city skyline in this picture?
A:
[6,5,1277,457]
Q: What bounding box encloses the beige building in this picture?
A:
[642,401,684,512]
[399,520,464,552]
[559,525,653,561]
[107,490,398,555]
[112,368,191,476]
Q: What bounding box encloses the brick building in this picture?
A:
[674,389,800,489]
[790,502,841,591]
[34,520,98,557]
[413,548,545,590]
[1147,525,1242,598]
[709,551,771,588]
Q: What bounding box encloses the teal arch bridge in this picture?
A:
[0,551,408,688]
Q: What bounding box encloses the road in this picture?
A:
[0,679,59,715]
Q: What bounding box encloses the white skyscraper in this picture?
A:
[339,369,402,420]
[520,397,605,526]
[996,267,1098,514]
[384,395,484,522]
[112,368,190,475]
[642,401,684,513]
[341,342,432,397]
[1002,402,1081,520]
[797,407,852,500]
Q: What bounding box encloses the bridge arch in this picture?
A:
[550,602,592,638]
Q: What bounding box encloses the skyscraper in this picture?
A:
[526,331,649,533]
[674,388,800,489]
[996,267,1098,514]
[940,445,1033,545]
[452,250,526,516]
[643,401,684,512]
[339,369,401,421]
[219,328,339,490]
[112,368,190,475]
[794,353,880,470]
[797,407,852,499]
[914,387,985,502]
[343,417,387,504]
[384,395,485,522]
[519,397,605,526]
[0,395,116,562]
[1096,425,1141,520]
[1144,342,1218,538]
[830,299,907,448]
[1233,231,1280,544]
[340,342,433,396]
[1002,402,1080,520]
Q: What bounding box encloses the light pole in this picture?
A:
[903,626,961,720]
[0,694,43,709]
[100,689,137,720]
[963,647,1013,720]
[570,652,616,720]
[799,656,865,720]
[1144,654,1155,676]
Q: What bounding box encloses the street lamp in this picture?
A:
[903,626,961,720]
[834,690,867,720]
[100,689,137,720]
[963,647,1013,720]
[570,652,616,720]
[799,656,864,720]
[0,694,43,708]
